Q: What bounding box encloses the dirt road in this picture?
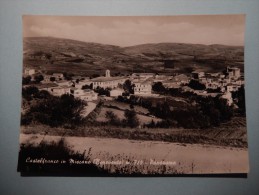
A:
[20,134,249,174]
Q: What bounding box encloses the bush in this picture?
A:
[23,94,87,128]
[17,138,108,175]
[124,109,140,128]
[105,111,121,126]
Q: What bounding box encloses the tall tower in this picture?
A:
[106,69,110,77]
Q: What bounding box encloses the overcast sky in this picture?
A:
[23,15,245,47]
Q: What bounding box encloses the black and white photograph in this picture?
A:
[18,15,248,176]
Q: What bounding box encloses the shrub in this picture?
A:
[17,138,108,175]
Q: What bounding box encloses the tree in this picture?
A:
[146,119,156,128]
[94,87,110,96]
[117,95,124,102]
[232,85,246,115]
[45,53,52,60]
[105,111,120,126]
[188,79,206,90]
[152,82,166,93]
[63,72,74,80]
[23,94,86,128]
[82,84,92,90]
[34,74,44,83]
[22,86,39,100]
[22,76,31,85]
[124,109,140,128]
[123,80,134,94]
[50,77,56,82]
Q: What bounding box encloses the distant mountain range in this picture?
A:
[23,37,244,76]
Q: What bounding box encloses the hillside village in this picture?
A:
[23,66,244,106]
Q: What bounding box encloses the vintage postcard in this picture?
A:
[18,15,248,176]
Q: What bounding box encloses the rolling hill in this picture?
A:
[23,37,244,76]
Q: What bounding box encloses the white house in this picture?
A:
[48,86,71,96]
[221,91,233,106]
[24,68,35,76]
[72,89,98,101]
[134,81,152,95]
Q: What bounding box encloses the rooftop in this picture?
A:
[91,76,126,82]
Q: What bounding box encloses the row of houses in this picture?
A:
[23,66,244,105]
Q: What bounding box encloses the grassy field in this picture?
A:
[20,116,247,148]
[97,101,162,124]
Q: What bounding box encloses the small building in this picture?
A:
[221,91,233,106]
[72,89,98,101]
[226,67,240,79]
[24,68,35,76]
[48,86,71,96]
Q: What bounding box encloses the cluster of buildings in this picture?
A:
[189,67,244,105]
[192,66,243,93]
[23,65,244,106]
